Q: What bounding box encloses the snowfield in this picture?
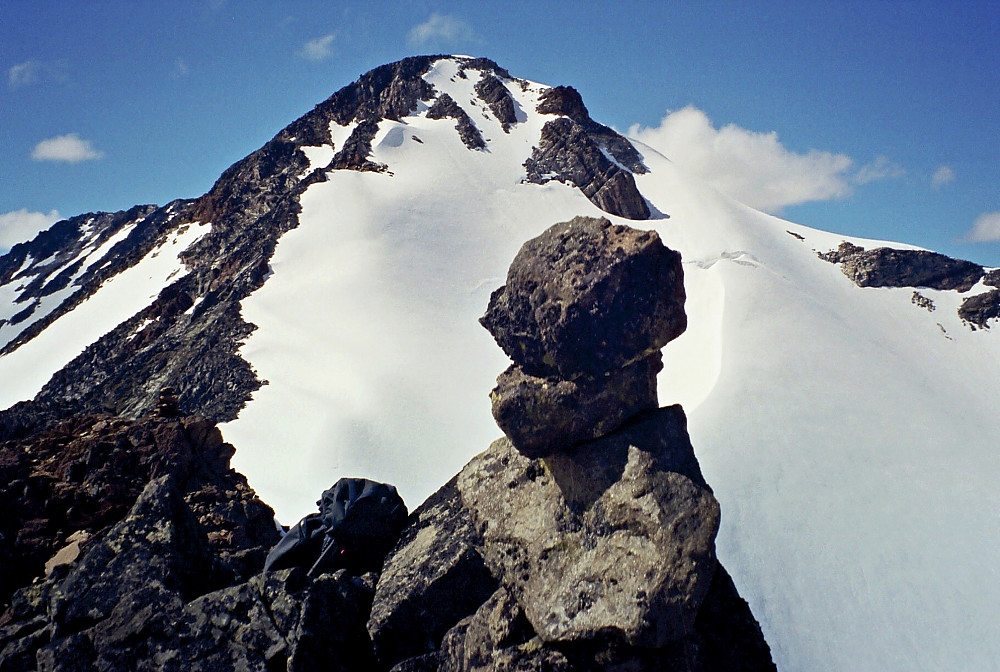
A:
[3,57,999,671]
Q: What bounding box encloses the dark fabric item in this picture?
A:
[264,478,408,575]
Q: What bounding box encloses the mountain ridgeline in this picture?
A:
[0,56,652,438]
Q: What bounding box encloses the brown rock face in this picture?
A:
[0,412,279,608]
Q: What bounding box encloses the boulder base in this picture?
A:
[458,406,720,648]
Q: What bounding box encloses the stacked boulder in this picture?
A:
[368,217,775,670]
[480,215,685,457]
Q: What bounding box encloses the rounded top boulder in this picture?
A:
[480,216,686,379]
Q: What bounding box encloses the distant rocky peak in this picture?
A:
[536,84,647,175]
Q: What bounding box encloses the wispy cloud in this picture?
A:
[300,33,337,61]
[628,106,856,213]
[407,12,474,46]
[8,59,66,88]
[964,212,1000,243]
[171,58,190,79]
[852,155,905,185]
[0,209,60,250]
[932,165,955,189]
[31,133,104,163]
[8,60,43,87]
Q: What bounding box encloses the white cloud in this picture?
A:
[964,212,1000,243]
[0,209,60,250]
[8,60,42,87]
[932,165,955,189]
[407,13,474,46]
[852,155,905,185]
[300,33,336,61]
[31,134,104,163]
[628,106,855,213]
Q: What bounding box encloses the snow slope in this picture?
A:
[220,60,1000,671]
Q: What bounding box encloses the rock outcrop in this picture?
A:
[820,241,984,292]
[820,242,1000,329]
[367,217,774,670]
[524,120,651,221]
[958,288,1000,329]
[524,86,651,221]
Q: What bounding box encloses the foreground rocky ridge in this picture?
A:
[1,218,773,671]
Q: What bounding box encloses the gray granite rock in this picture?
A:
[457,406,720,648]
[369,478,498,668]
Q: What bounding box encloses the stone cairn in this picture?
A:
[480,215,686,458]
[368,216,775,670]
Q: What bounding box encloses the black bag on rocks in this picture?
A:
[264,478,408,576]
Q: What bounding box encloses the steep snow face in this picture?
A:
[220,58,1000,672]
[0,221,211,406]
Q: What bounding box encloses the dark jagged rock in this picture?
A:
[0,413,278,608]
[482,217,685,379]
[489,354,661,458]
[536,86,647,174]
[983,268,1000,287]
[427,93,487,150]
[0,411,391,672]
[48,476,226,634]
[1,472,376,672]
[911,291,936,312]
[330,119,390,172]
[525,118,651,220]
[958,288,1000,328]
[820,241,984,292]
[474,74,518,131]
[368,478,498,668]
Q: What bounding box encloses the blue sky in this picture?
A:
[3,1,998,265]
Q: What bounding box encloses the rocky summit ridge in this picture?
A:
[1,217,773,670]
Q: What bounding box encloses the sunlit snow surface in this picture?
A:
[2,56,997,671]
